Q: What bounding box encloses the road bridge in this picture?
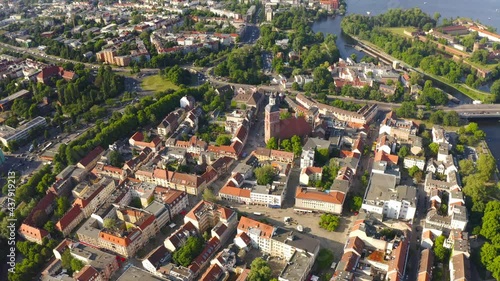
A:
[444,104,500,118]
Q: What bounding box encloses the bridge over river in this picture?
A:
[444,104,500,118]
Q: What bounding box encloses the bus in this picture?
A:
[294,208,313,213]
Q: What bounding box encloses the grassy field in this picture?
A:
[141,75,179,92]
[464,58,499,71]
[424,71,493,102]
[357,31,493,103]
[383,27,415,37]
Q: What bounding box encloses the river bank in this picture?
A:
[311,8,500,167]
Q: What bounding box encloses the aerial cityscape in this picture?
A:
[0,0,500,281]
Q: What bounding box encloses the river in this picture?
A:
[311,0,500,164]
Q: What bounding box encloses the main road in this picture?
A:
[4,38,499,116]
[204,68,500,115]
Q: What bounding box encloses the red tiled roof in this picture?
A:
[201,167,218,184]
[336,251,358,273]
[352,135,364,152]
[295,187,345,204]
[440,25,468,32]
[54,238,73,255]
[138,214,156,230]
[153,186,185,204]
[189,236,220,273]
[237,216,273,238]
[235,232,252,245]
[278,117,312,140]
[230,140,244,155]
[219,185,251,198]
[218,206,235,220]
[418,249,434,281]
[236,269,251,281]
[234,124,248,143]
[269,149,294,161]
[56,205,82,232]
[131,131,144,141]
[200,263,224,281]
[213,223,227,237]
[78,146,105,168]
[374,150,399,165]
[19,223,49,242]
[99,231,132,246]
[37,65,59,81]
[387,231,410,281]
[74,265,100,281]
[340,150,355,158]
[345,236,365,255]
[302,166,322,176]
[469,26,500,39]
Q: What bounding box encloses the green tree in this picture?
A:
[433,235,450,262]
[349,196,363,212]
[477,154,496,181]
[481,242,499,268]
[428,143,439,157]
[71,258,84,272]
[480,201,500,242]
[202,188,217,202]
[397,146,409,158]
[433,12,441,22]
[172,236,204,267]
[281,139,293,152]
[280,111,291,120]
[291,135,302,156]
[109,150,124,167]
[396,101,417,118]
[408,166,420,177]
[459,159,476,177]
[103,218,118,229]
[54,197,70,218]
[266,137,278,149]
[203,231,211,241]
[43,221,56,234]
[216,135,231,146]
[316,248,334,271]
[463,175,488,212]
[315,148,330,167]
[254,165,276,185]
[442,111,460,126]
[247,258,272,281]
[319,213,340,232]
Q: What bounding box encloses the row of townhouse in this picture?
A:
[332,217,411,281]
[235,216,320,281]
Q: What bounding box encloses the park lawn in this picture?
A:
[141,75,179,92]
[383,27,415,37]
[464,58,499,71]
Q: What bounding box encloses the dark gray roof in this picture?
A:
[331,179,349,193]
[116,266,168,281]
[272,228,320,255]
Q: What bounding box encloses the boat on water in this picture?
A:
[366,11,371,15]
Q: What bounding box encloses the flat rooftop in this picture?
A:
[272,227,320,255]
[116,266,167,281]
[279,251,314,281]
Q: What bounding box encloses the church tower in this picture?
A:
[265,93,280,143]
